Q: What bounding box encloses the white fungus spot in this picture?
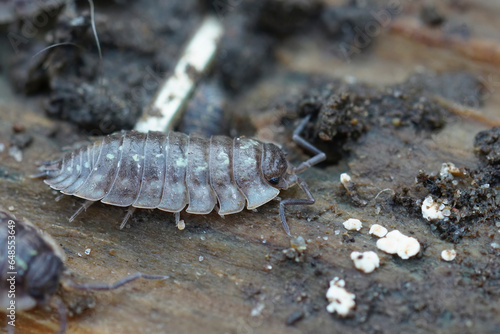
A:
[441,249,456,261]
[376,230,420,260]
[155,154,163,158]
[369,224,388,238]
[350,251,380,273]
[343,218,362,231]
[76,165,81,172]
[106,154,115,160]
[340,173,351,185]
[199,256,204,262]
[326,277,355,317]
[85,248,91,256]
[84,162,90,169]
[421,196,445,221]
[132,154,140,162]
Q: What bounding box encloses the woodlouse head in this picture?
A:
[0,211,65,310]
[261,143,289,189]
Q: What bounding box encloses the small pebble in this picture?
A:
[441,249,456,261]
[199,255,204,262]
[85,248,91,255]
[7,206,14,212]
[286,311,305,326]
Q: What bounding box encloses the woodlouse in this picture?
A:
[36,117,326,235]
[0,211,167,334]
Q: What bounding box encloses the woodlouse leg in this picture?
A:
[69,272,169,291]
[119,207,136,229]
[55,194,65,202]
[292,116,326,174]
[53,296,67,334]
[279,177,315,236]
[69,200,94,222]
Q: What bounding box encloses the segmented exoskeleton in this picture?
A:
[0,211,167,334]
[35,117,326,235]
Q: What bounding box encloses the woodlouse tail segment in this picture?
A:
[69,200,94,223]
[68,272,169,291]
[279,176,316,237]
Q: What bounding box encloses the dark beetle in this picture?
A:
[0,211,167,334]
[36,116,326,235]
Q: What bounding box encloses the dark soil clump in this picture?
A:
[394,163,499,243]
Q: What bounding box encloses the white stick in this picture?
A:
[135,15,224,133]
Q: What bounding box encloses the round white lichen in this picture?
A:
[421,196,445,221]
[343,218,363,231]
[350,251,380,273]
[326,277,355,316]
[441,249,457,261]
[369,224,388,238]
[376,230,420,260]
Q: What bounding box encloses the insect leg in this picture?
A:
[279,177,315,236]
[119,207,136,230]
[292,116,326,174]
[69,272,169,291]
[69,200,95,222]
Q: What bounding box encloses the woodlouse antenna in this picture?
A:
[31,42,83,59]
[291,115,326,175]
[68,272,169,291]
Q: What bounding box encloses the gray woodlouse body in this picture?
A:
[0,211,167,334]
[36,117,326,235]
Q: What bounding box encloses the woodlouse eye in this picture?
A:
[268,177,280,185]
